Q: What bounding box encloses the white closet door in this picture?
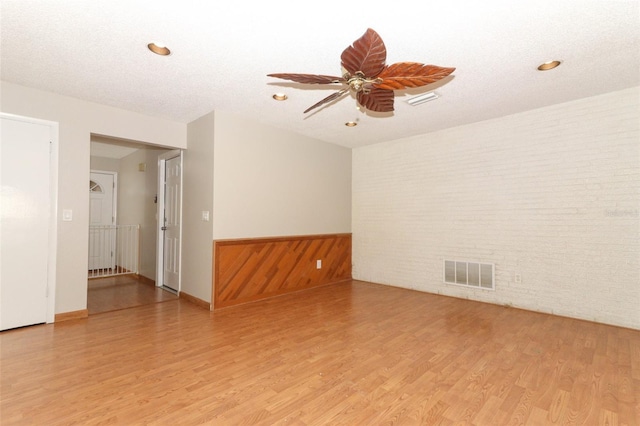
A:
[1,116,51,330]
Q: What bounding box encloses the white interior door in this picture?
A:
[88,171,116,271]
[1,116,51,330]
[161,154,181,291]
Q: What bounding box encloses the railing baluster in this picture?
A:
[88,224,140,279]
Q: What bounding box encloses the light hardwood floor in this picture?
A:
[87,275,178,315]
[1,280,638,425]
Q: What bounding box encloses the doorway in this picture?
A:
[88,137,180,314]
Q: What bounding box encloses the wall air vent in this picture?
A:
[444,260,494,290]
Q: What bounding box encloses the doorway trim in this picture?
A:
[156,149,183,292]
[0,112,58,324]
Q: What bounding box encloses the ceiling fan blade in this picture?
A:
[267,73,344,84]
[304,88,350,114]
[373,63,456,90]
[357,88,395,113]
[340,28,387,78]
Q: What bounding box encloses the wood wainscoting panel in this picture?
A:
[213,234,351,308]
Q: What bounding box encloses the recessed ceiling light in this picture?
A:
[272,93,288,101]
[345,121,357,127]
[147,43,171,56]
[537,60,561,71]
[406,92,439,106]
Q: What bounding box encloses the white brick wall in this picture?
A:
[352,87,640,329]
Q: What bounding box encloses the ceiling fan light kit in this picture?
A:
[267,28,455,115]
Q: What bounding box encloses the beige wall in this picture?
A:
[90,156,120,172]
[352,87,640,329]
[182,112,216,302]
[0,81,186,315]
[181,110,353,304]
[213,110,352,239]
[118,147,170,280]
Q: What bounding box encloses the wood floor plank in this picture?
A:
[1,280,639,425]
[87,274,177,315]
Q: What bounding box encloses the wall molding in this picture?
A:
[136,274,156,287]
[213,233,352,308]
[179,291,211,311]
[55,309,88,322]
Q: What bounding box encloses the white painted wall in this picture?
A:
[0,81,186,315]
[352,87,640,329]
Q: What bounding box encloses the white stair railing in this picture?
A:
[88,224,140,278]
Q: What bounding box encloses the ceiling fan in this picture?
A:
[267,28,455,114]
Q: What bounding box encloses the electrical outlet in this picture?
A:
[515,273,522,284]
[316,259,322,269]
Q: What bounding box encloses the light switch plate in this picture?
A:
[62,209,73,221]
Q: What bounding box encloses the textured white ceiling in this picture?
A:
[1,1,639,149]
